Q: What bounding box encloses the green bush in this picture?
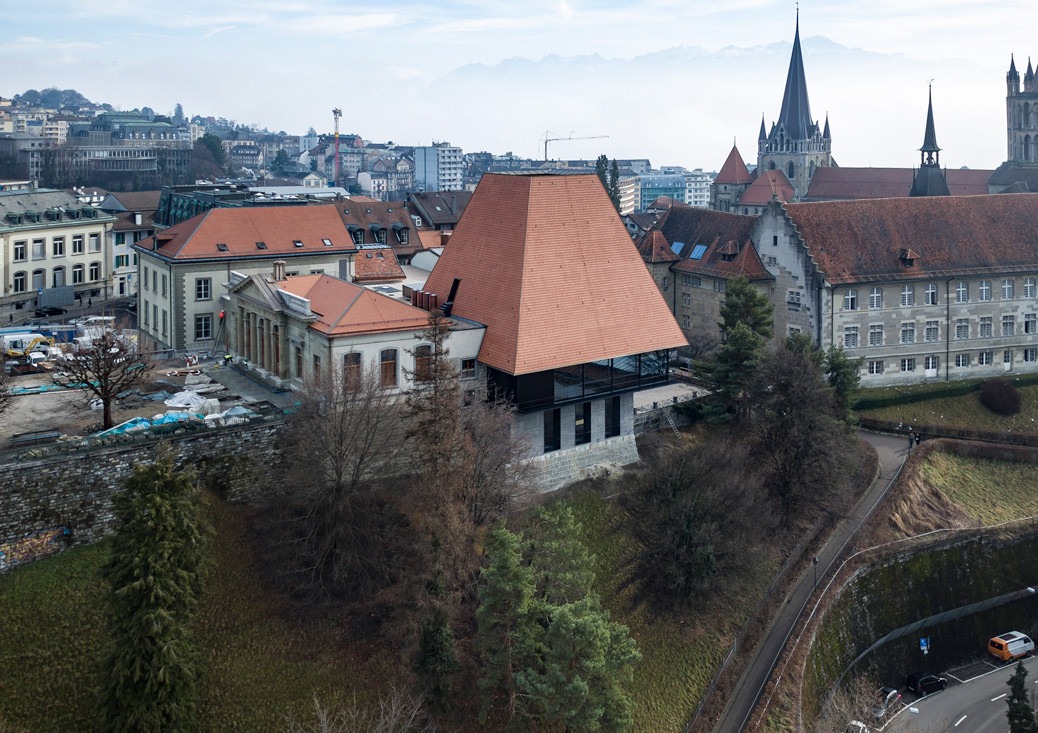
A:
[979,379,1022,416]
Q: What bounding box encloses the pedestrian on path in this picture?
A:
[915,433,922,447]
[908,431,914,449]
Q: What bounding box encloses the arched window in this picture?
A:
[787,162,795,180]
[414,344,433,382]
[1025,135,1032,163]
[343,352,362,390]
[380,349,398,388]
[72,264,84,284]
[32,269,45,291]
[12,271,26,293]
[769,161,776,170]
[52,266,65,288]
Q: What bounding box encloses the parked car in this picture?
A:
[988,631,1035,662]
[34,306,66,317]
[905,672,947,696]
[873,685,902,718]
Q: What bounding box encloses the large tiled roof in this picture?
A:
[785,194,1038,284]
[422,173,686,375]
[738,170,794,206]
[656,205,771,282]
[409,191,472,226]
[277,274,431,337]
[715,146,753,185]
[805,167,992,200]
[337,199,419,258]
[143,206,355,260]
[636,230,680,263]
[988,162,1038,192]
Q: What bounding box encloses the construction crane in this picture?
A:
[332,108,342,186]
[542,131,609,161]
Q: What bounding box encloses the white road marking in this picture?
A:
[954,715,968,726]
[991,693,1007,701]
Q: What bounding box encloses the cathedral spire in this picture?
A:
[823,113,830,140]
[920,83,940,164]
[777,9,814,140]
[758,115,767,142]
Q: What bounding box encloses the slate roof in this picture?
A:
[141,206,356,261]
[988,162,1038,192]
[804,167,992,200]
[422,172,686,375]
[715,146,754,185]
[784,194,1038,285]
[776,13,814,140]
[337,200,420,258]
[738,170,795,206]
[99,191,161,213]
[409,191,473,228]
[656,205,770,282]
[275,274,432,337]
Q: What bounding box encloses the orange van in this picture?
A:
[988,631,1035,661]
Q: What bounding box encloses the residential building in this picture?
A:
[413,143,464,192]
[133,206,360,353]
[421,172,687,490]
[685,169,713,208]
[0,189,115,318]
[98,191,161,298]
[636,172,687,212]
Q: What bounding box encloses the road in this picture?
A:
[711,430,907,733]
[886,657,1038,732]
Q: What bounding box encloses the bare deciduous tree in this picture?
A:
[458,396,533,527]
[55,330,153,429]
[285,689,435,733]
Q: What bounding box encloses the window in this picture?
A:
[1025,348,1038,363]
[925,283,938,305]
[901,285,914,307]
[979,279,991,301]
[161,310,167,337]
[195,278,212,301]
[955,319,969,339]
[343,353,362,389]
[1025,278,1036,299]
[869,287,883,309]
[89,233,100,252]
[574,402,591,446]
[1005,350,1013,368]
[955,353,970,368]
[979,351,993,366]
[152,271,157,291]
[72,264,84,284]
[681,274,692,286]
[544,409,561,453]
[844,289,858,311]
[681,314,691,329]
[900,322,915,344]
[844,326,859,348]
[380,349,397,388]
[32,269,44,290]
[955,281,968,303]
[32,239,44,259]
[869,325,883,346]
[605,396,621,438]
[52,237,64,257]
[72,235,84,254]
[351,229,364,245]
[313,354,321,385]
[1002,315,1016,336]
[713,279,725,293]
[867,360,884,375]
[1003,279,1014,299]
[194,313,212,340]
[924,355,939,371]
[114,254,129,268]
[900,358,916,372]
[13,241,26,262]
[12,271,26,292]
[691,276,702,288]
[1026,313,1037,334]
[924,320,939,342]
[161,274,167,297]
[788,290,801,305]
[980,316,993,337]
[89,262,101,281]
[414,344,432,382]
[682,292,691,307]
[662,277,669,292]
[115,232,125,246]
[52,266,65,288]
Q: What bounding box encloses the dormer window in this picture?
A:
[899,248,919,267]
[347,225,364,245]
[216,243,229,252]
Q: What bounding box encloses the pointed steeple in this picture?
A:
[910,84,949,197]
[1008,54,1020,95]
[1009,54,1018,76]
[920,84,940,164]
[823,113,831,140]
[758,116,767,142]
[777,10,814,140]
[1027,57,1035,82]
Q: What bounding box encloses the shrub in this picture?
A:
[979,379,1022,416]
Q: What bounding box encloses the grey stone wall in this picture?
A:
[0,421,284,551]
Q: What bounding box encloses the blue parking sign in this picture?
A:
[920,637,929,654]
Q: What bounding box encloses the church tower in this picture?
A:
[909,85,949,197]
[757,12,832,200]
[1006,55,1038,164]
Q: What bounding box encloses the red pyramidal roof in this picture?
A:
[715,145,753,185]
[423,173,686,375]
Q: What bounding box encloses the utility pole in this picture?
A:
[332,108,342,186]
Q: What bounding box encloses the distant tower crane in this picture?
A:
[332,108,342,186]
[542,131,609,161]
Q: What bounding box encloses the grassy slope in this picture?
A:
[919,452,1038,525]
[858,383,1038,435]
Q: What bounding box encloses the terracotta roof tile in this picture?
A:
[636,229,680,263]
[353,245,406,282]
[655,205,770,281]
[805,167,993,200]
[423,173,686,375]
[715,145,754,185]
[785,194,1038,284]
[277,274,431,337]
[738,170,794,206]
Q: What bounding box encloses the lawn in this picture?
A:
[856,382,1038,436]
[919,451,1038,525]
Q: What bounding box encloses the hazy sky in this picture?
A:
[4,1,1036,170]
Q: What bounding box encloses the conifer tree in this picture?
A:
[1007,661,1038,733]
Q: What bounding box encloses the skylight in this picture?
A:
[256,241,267,249]
[322,238,333,246]
[216,243,229,252]
[670,241,684,256]
[293,240,304,247]
[690,244,708,260]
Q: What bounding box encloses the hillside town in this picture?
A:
[3,11,1038,733]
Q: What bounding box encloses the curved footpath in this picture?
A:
[711,431,907,733]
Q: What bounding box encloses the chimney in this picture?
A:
[273,259,286,280]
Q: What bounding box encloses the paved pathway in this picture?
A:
[711,430,907,733]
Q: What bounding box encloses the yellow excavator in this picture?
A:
[3,333,56,358]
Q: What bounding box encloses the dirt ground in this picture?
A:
[2,358,222,441]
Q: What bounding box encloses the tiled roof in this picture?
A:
[143,206,355,260]
[805,167,992,200]
[657,205,757,258]
[338,200,419,258]
[738,170,794,206]
[637,230,680,263]
[988,162,1038,192]
[408,191,473,226]
[715,146,753,185]
[102,190,161,213]
[277,274,431,337]
[353,245,406,282]
[784,194,1038,284]
[422,173,686,375]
